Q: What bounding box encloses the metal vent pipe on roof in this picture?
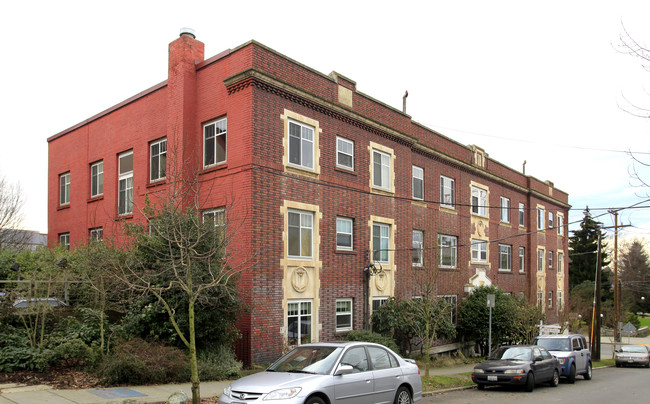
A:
[180,27,196,38]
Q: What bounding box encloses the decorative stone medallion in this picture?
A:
[291,267,308,293]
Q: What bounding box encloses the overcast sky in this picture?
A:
[2,0,650,242]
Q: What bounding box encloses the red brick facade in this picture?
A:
[48,33,570,365]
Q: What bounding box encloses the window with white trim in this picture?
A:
[204,118,227,168]
[438,295,458,323]
[336,217,353,250]
[336,299,352,331]
[438,234,457,268]
[90,161,103,198]
[499,244,512,271]
[372,149,391,191]
[537,290,543,307]
[518,202,525,227]
[558,214,564,235]
[440,176,455,208]
[89,227,103,242]
[548,250,554,269]
[373,222,390,263]
[537,208,544,230]
[59,233,70,249]
[548,211,554,229]
[287,300,312,345]
[471,186,487,216]
[118,151,133,216]
[412,166,424,200]
[558,252,564,273]
[59,172,70,206]
[412,230,423,266]
[471,239,487,262]
[538,248,544,272]
[372,297,388,312]
[548,291,553,308]
[288,119,314,170]
[558,290,563,310]
[203,208,226,238]
[288,210,313,259]
[150,138,167,182]
[336,137,354,170]
[500,197,510,223]
[519,247,525,272]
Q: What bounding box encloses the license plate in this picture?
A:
[488,375,498,381]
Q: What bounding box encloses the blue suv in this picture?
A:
[532,334,592,383]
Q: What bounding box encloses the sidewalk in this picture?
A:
[0,380,230,404]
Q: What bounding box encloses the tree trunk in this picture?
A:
[189,297,200,404]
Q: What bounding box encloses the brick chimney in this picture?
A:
[167,28,204,185]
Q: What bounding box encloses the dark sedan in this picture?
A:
[472,345,561,392]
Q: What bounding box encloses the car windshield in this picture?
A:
[492,347,532,361]
[534,338,571,351]
[268,346,343,375]
[620,346,648,353]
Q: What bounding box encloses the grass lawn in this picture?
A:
[593,358,615,368]
[639,317,650,328]
[421,374,475,391]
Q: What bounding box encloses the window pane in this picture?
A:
[216,134,226,163]
[289,128,301,165]
[119,153,133,175]
[205,134,215,166]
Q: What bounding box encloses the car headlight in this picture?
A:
[504,369,525,374]
[474,368,484,373]
[223,385,232,397]
[264,387,302,400]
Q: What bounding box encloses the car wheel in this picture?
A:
[568,363,576,383]
[550,369,559,387]
[525,372,535,392]
[394,386,412,404]
[477,383,485,390]
[305,396,326,404]
[584,362,592,380]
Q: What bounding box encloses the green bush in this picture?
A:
[195,345,242,381]
[342,330,400,353]
[52,338,94,367]
[0,346,53,372]
[95,338,188,385]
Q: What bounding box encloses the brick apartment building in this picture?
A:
[48,30,570,365]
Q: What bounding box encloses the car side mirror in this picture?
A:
[534,356,543,362]
[335,365,353,376]
[574,347,582,351]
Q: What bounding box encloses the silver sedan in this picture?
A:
[615,345,650,368]
[218,341,422,404]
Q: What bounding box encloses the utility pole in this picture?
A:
[603,210,632,343]
[591,233,602,361]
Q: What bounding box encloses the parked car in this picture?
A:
[615,345,650,368]
[218,341,422,404]
[532,334,593,383]
[472,345,561,392]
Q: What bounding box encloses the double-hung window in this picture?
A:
[438,234,457,268]
[548,211,554,229]
[89,227,103,242]
[59,172,70,206]
[412,166,424,200]
[499,244,512,271]
[59,233,70,249]
[372,297,388,311]
[440,176,455,208]
[471,186,487,216]
[336,137,354,170]
[548,291,553,308]
[372,150,391,191]
[288,210,313,259]
[439,295,458,323]
[150,138,167,182]
[519,247,525,272]
[558,290,563,310]
[118,151,133,216]
[558,252,564,273]
[471,239,487,262]
[412,230,423,266]
[538,248,544,272]
[373,222,390,263]
[548,251,554,269]
[90,161,103,198]
[204,118,227,167]
[203,208,226,240]
[287,300,312,345]
[500,197,510,223]
[537,208,544,230]
[336,217,353,250]
[288,119,314,170]
[558,214,564,235]
[518,203,525,227]
[336,299,352,332]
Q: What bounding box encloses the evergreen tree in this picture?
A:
[569,208,611,295]
[620,239,650,313]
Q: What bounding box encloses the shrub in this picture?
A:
[0,346,53,372]
[95,338,188,385]
[195,345,242,381]
[52,338,94,367]
[342,330,399,353]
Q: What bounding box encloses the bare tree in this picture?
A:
[0,172,27,248]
